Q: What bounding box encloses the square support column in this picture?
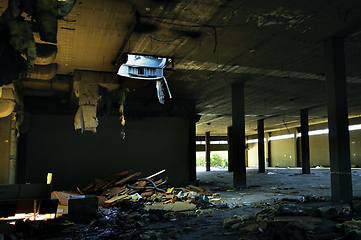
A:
[231,82,246,188]
[0,115,11,184]
[188,104,196,182]
[300,109,310,174]
[205,131,211,171]
[325,37,352,202]
[227,126,234,172]
[257,119,265,173]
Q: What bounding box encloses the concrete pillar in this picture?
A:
[265,132,270,167]
[227,126,233,172]
[257,119,265,173]
[231,82,246,188]
[8,112,18,184]
[325,37,352,202]
[293,128,298,167]
[188,104,196,182]
[205,131,211,171]
[0,115,12,184]
[300,109,310,174]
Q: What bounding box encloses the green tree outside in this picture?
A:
[196,153,228,169]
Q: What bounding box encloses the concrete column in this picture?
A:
[205,131,211,171]
[231,82,246,188]
[293,128,298,167]
[227,126,233,172]
[0,115,12,184]
[300,109,310,174]
[257,119,265,173]
[188,104,196,182]
[266,133,271,166]
[8,112,18,184]
[325,37,352,202]
[265,132,270,167]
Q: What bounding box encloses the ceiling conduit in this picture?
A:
[18,76,71,97]
[28,63,58,80]
[34,43,58,66]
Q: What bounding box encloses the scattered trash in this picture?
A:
[268,172,277,175]
[270,186,295,190]
[312,185,330,189]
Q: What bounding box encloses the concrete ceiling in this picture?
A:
[3,0,361,136]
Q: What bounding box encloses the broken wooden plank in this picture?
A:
[93,179,108,191]
[141,190,154,198]
[105,194,132,204]
[53,191,82,206]
[104,186,126,199]
[103,170,131,182]
[113,172,141,186]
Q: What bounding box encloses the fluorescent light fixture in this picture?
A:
[269,134,294,141]
[117,54,172,104]
[297,124,361,138]
[247,139,258,144]
[309,129,329,136]
[196,140,228,145]
[246,138,267,144]
[349,124,361,131]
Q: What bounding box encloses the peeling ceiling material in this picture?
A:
[35,0,58,43]
[74,82,99,133]
[0,0,76,87]
[0,84,17,118]
[246,7,314,32]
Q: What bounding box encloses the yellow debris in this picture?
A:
[209,198,221,202]
[166,187,174,194]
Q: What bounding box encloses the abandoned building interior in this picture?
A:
[2,0,361,239]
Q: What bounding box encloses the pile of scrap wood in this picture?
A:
[65,169,214,208]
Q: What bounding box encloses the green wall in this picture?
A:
[247,118,361,168]
[269,138,296,167]
[309,134,329,166]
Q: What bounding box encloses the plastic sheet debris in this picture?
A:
[270,186,295,190]
[268,172,277,175]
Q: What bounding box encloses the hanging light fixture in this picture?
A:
[117,54,172,104]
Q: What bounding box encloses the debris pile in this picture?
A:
[222,198,361,240]
[54,170,216,212]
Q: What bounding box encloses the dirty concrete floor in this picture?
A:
[5,167,361,240]
[196,166,361,206]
